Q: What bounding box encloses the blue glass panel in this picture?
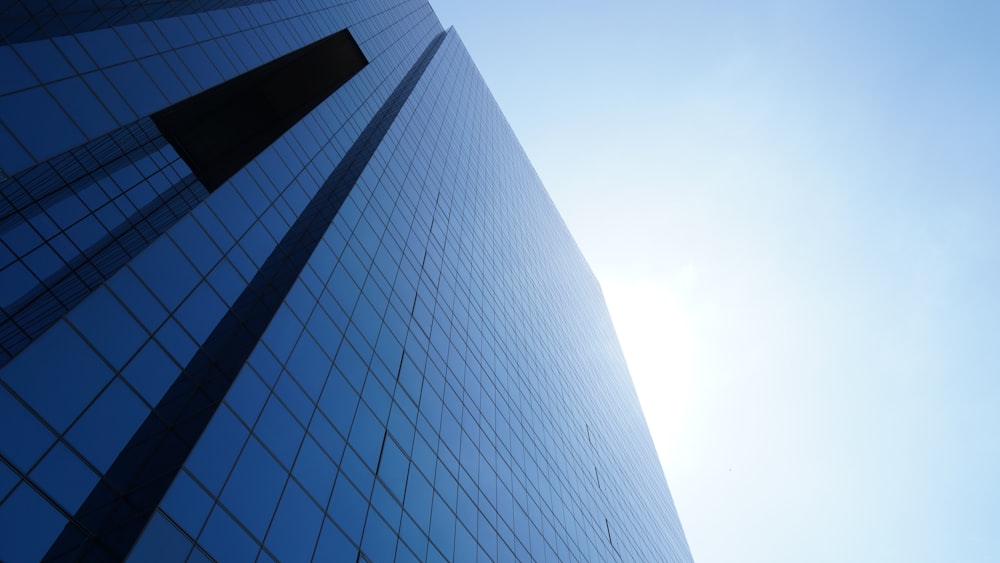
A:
[1,320,113,432]
[361,378,391,423]
[159,50,201,94]
[0,465,15,504]
[395,541,421,563]
[361,278,388,319]
[498,542,516,563]
[273,372,312,425]
[399,513,428,560]
[140,55,190,105]
[263,480,323,562]
[377,437,408,499]
[115,24,156,59]
[206,184,254,239]
[198,506,260,563]
[454,519,477,561]
[13,39,73,83]
[130,237,200,311]
[224,368,269,426]
[371,481,402,529]
[136,21,170,52]
[225,243,257,283]
[76,28,131,67]
[292,435,337,507]
[305,304,342,349]
[320,373,360,434]
[351,295,380,346]
[51,35,96,73]
[122,340,178,406]
[62,211,102,244]
[247,344,282,386]
[478,512,498,559]
[126,512,193,563]
[427,542,450,563]
[155,18,196,49]
[333,340,366,392]
[68,287,147,369]
[187,547,213,563]
[374,329,403,374]
[206,257,245,307]
[185,406,247,494]
[403,470,433,524]
[190,204,234,250]
[171,217,222,276]
[0,47,37,95]
[105,62,168,117]
[347,403,384,469]
[175,282,227,343]
[160,470,214,537]
[429,494,455,559]
[314,519,358,561]
[0,122,33,173]
[0,385,55,471]
[340,440,375,496]
[108,269,167,331]
[328,476,368,543]
[81,70,134,123]
[30,441,98,513]
[47,77,116,137]
[0,483,67,562]
[23,243,67,288]
[260,305,301,363]
[219,437,286,539]
[181,14,212,42]
[0,87,84,161]
[361,510,396,562]
[308,413,346,463]
[286,332,331,398]
[66,377,149,472]
[410,435,437,485]
[254,396,304,468]
[387,402,415,451]
[153,317,198,366]
[0,261,38,310]
[328,263,360,313]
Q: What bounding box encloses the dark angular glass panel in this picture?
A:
[152,30,367,191]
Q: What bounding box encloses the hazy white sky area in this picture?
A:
[431,1,1000,561]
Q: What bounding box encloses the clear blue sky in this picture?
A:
[431,1,1000,561]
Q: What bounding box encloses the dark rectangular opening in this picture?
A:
[152,29,367,190]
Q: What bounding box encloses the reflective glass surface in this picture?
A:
[0,1,692,561]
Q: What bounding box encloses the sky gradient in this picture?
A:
[431,1,1000,561]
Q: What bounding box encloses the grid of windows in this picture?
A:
[0,1,692,561]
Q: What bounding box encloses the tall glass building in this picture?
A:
[0,1,693,561]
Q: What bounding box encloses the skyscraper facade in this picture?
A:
[0,1,693,561]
